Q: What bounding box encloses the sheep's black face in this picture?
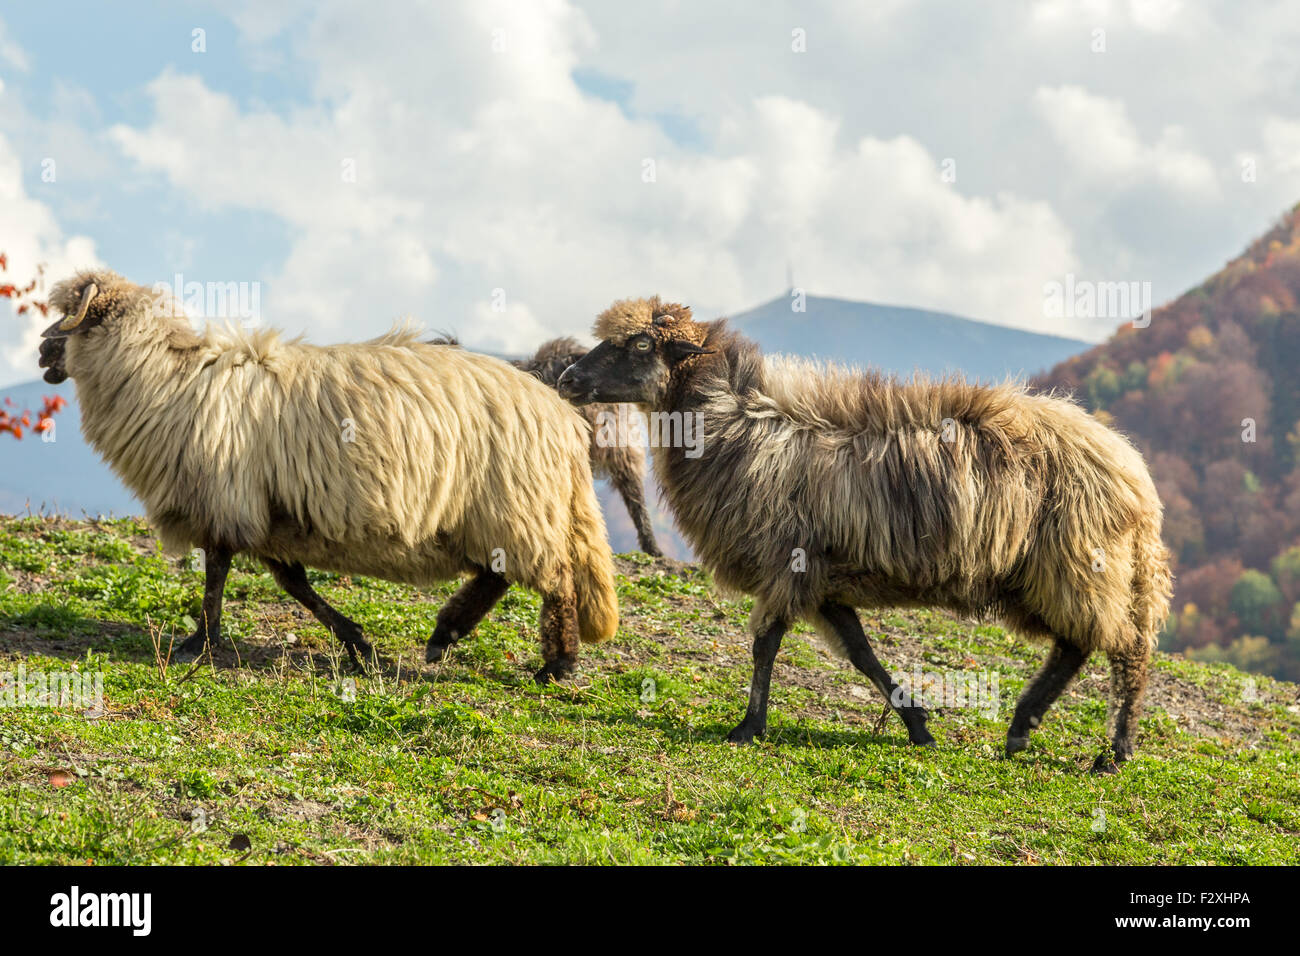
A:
[557,335,669,405]
[38,337,69,384]
[37,276,114,383]
[558,333,711,406]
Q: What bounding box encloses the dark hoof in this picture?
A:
[172,633,208,664]
[534,659,577,685]
[725,722,764,744]
[425,641,449,664]
[1005,734,1030,756]
[911,732,937,748]
[1090,754,1122,775]
[347,645,379,673]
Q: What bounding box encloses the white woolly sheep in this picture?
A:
[38,270,619,683]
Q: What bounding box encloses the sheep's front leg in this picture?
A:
[173,546,233,663]
[264,559,374,669]
[726,617,788,743]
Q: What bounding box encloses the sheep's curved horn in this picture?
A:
[63,283,99,330]
[43,283,98,337]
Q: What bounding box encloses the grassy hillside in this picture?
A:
[0,516,1296,865]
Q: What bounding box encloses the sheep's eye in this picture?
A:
[634,338,652,352]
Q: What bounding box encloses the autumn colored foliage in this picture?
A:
[1035,204,1300,679]
[0,393,65,439]
[0,251,64,440]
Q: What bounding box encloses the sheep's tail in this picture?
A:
[569,476,619,644]
[1131,509,1173,653]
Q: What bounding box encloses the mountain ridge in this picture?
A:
[728,292,1089,382]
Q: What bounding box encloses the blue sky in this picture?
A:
[3,0,1300,387]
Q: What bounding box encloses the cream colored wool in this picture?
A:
[48,270,618,644]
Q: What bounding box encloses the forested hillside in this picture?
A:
[1037,205,1300,681]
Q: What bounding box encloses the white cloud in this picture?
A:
[1262,117,1300,175]
[0,132,100,385]
[9,0,1294,361]
[1030,0,1185,32]
[101,0,1080,352]
[717,97,1080,331]
[470,299,549,354]
[1034,85,1218,196]
[1031,0,1113,25]
[1128,0,1185,32]
[0,18,30,73]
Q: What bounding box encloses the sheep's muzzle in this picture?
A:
[38,337,69,384]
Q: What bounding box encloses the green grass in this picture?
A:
[1,514,1297,865]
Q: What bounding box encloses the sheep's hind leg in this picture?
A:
[1091,644,1150,774]
[173,547,233,663]
[264,559,374,669]
[726,617,788,744]
[535,585,581,685]
[609,460,661,556]
[1005,638,1088,757]
[426,569,510,663]
[819,601,934,746]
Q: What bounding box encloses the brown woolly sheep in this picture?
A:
[558,297,1172,772]
[513,337,661,556]
[38,270,619,683]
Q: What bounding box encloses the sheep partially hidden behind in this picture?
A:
[558,297,1173,772]
[37,271,619,683]
[513,338,661,556]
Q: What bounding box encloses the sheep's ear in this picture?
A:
[40,318,74,339]
[666,340,713,363]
